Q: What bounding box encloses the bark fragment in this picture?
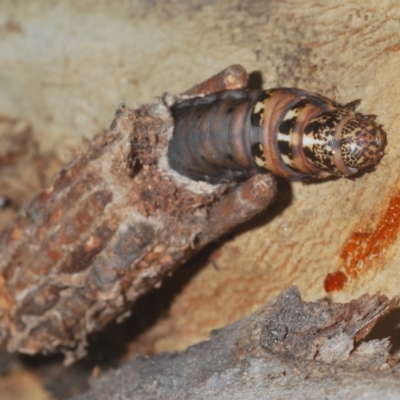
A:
[72,287,400,400]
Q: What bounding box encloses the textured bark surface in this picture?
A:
[0,1,400,399]
[73,287,400,400]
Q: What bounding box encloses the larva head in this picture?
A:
[340,115,387,172]
[302,107,386,177]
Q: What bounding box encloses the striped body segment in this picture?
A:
[168,88,386,182]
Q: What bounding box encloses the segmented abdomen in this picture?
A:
[168,88,386,182]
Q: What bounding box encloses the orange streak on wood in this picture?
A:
[324,271,348,292]
[342,194,400,278]
[384,43,400,53]
[325,192,400,292]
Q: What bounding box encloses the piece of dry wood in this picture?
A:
[72,287,400,400]
[0,66,278,365]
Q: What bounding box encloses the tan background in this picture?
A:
[0,1,400,398]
